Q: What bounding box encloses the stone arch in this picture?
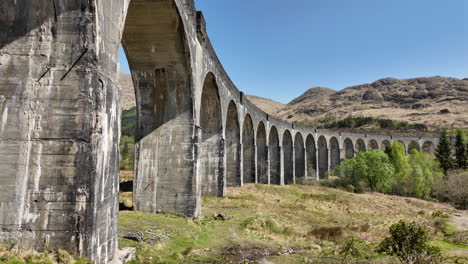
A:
[380,140,391,151]
[242,114,255,184]
[306,135,317,178]
[330,137,340,170]
[257,122,268,184]
[355,139,366,152]
[408,140,421,153]
[124,1,199,219]
[283,130,294,184]
[422,141,435,154]
[344,138,354,159]
[318,136,328,179]
[294,133,305,180]
[269,126,281,185]
[367,139,379,151]
[225,101,240,187]
[199,73,223,197]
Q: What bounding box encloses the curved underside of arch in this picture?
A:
[124,0,197,217]
[344,138,354,159]
[242,115,255,184]
[356,139,366,152]
[368,139,379,151]
[257,122,268,184]
[330,137,340,170]
[306,135,317,179]
[294,133,305,180]
[198,73,223,197]
[318,136,328,179]
[269,127,281,185]
[226,101,241,187]
[283,130,294,184]
[381,140,391,151]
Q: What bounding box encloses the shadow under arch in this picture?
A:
[197,72,223,197]
[269,126,281,185]
[226,101,241,187]
[330,137,340,170]
[283,130,293,184]
[257,121,268,184]
[344,138,354,159]
[306,135,317,178]
[294,132,305,180]
[242,114,255,184]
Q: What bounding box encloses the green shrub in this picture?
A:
[378,221,441,264]
[335,150,395,193]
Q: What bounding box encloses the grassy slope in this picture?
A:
[119,184,468,264]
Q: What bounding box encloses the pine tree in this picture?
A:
[454,130,467,169]
[435,130,454,174]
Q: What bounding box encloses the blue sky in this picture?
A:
[119,0,468,103]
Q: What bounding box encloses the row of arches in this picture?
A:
[198,73,437,193]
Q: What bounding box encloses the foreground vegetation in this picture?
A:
[116,184,467,264]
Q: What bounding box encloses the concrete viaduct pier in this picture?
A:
[0,0,438,262]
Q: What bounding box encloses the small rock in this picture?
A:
[123,232,143,242]
[108,247,136,264]
[213,213,227,221]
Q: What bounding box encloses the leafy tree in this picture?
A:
[435,130,454,174]
[336,150,394,193]
[454,129,467,169]
[387,141,411,195]
[407,149,443,199]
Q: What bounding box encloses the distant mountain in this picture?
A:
[244,95,286,118]
[119,73,468,128]
[276,77,468,128]
[119,73,136,110]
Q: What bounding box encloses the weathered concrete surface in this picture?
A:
[0,0,128,262]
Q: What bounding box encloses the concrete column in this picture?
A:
[292,146,296,184]
[304,149,309,179]
[279,146,284,185]
[327,148,332,176]
[254,145,258,183]
[239,143,244,186]
[266,146,271,185]
[316,148,320,180]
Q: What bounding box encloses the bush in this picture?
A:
[336,150,395,193]
[436,170,468,209]
[378,221,441,264]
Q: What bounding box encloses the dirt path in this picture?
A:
[451,212,468,231]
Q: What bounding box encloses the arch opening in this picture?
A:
[269,127,281,185]
[122,0,197,215]
[368,139,379,151]
[242,115,255,184]
[330,137,340,171]
[318,136,328,179]
[283,130,294,184]
[226,101,241,187]
[199,73,223,197]
[257,122,268,184]
[356,139,366,152]
[294,133,305,180]
[422,141,435,154]
[344,138,354,159]
[306,135,317,179]
[408,140,421,153]
[380,140,391,151]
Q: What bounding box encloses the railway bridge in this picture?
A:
[0,0,438,262]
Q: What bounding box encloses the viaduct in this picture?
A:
[0,0,438,262]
